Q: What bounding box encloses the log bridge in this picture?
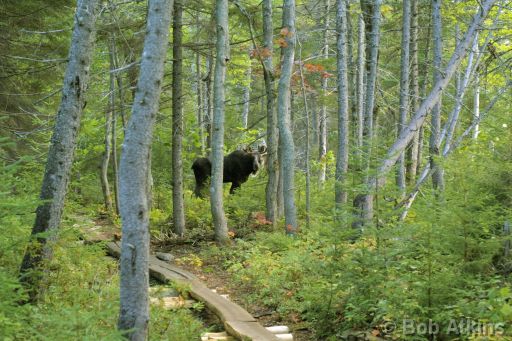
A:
[106,241,283,341]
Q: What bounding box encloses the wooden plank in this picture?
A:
[225,320,280,341]
[106,241,281,340]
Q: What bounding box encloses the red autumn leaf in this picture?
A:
[276,38,287,48]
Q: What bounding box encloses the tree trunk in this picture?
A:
[263,0,279,225]
[355,13,365,168]
[354,0,381,227]
[196,27,205,154]
[363,0,496,199]
[101,63,114,215]
[443,34,477,153]
[397,0,411,198]
[473,40,480,140]
[117,0,172,339]
[204,54,214,151]
[211,0,229,243]
[278,0,298,235]
[406,0,419,184]
[298,45,311,228]
[242,63,251,129]
[335,0,349,209]
[109,34,121,215]
[430,0,444,192]
[19,0,100,302]
[172,0,185,237]
[318,0,330,184]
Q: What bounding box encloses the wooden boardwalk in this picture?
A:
[107,242,280,341]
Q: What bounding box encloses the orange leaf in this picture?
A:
[276,38,288,48]
[280,27,289,36]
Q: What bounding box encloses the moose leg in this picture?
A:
[229,182,241,194]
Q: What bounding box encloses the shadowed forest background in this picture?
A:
[1,0,512,340]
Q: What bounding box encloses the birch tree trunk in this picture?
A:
[318,0,330,183]
[397,0,411,198]
[363,0,496,204]
[19,0,100,302]
[473,44,480,140]
[211,0,229,243]
[172,0,185,237]
[335,0,349,208]
[278,0,298,235]
[430,0,444,192]
[406,0,419,184]
[263,0,279,225]
[117,0,172,339]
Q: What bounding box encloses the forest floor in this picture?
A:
[80,213,315,340]
[153,241,315,341]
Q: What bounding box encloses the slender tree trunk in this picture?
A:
[196,17,205,154]
[172,0,185,237]
[117,1,172,339]
[19,0,100,302]
[318,0,330,183]
[109,34,121,215]
[354,0,381,227]
[473,41,480,140]
[204,54,214,151]
[278,0,298,235]
[443,34,477,153]
[406,0,419,184]
[242,63,251,129]
[263,0,279,225]
[356,14,365,168]
[211,0,229,243]
[335,0,349,209]
[298,45,311,228]
[363,0,496,199]
[397,0,411,198]
[277,143,285,218]
[430,0,444,192]
[416,9,432,177]
[101,70,114,215]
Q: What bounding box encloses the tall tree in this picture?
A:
[19,0,100,302]
[241,62,251,129]
[117,0,172,338]
[355,13,365,166]
[406,0,420,184]
[263,0,279,225]
[354,0,381,227]
[101,58,114,215]
[319,0,331,183]
[278,0,298,235]
[211,0,229,243]
[335,0,349,208]
[430,0,444,191]
[397,0,411,197]
[172,0,185,237]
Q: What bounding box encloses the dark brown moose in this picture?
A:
[192,145,267,197]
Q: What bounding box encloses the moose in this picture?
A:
[192,145,267,198]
